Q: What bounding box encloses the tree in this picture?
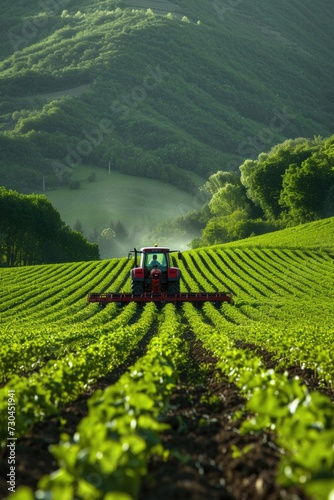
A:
[200,209,249,246]
[101,227,116,240]
[89,227,99,243]
[201,170,239,196]
[280,152,334,222]
[239,138,319,219]
[113,220,128,241]
[0,188,98,266]
[209,183,250,217]
[74,220,84,234]
[98,227,116,259]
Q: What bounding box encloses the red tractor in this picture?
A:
[130,246,181,295]
[88,245,233,306]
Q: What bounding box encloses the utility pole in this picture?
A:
[42,176,46,192]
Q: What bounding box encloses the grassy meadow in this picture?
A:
[45,165,204,252]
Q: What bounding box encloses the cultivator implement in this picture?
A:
[87,291,233,306]
[88,246,233,307]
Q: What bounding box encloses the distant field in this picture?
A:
[45,165,204,248]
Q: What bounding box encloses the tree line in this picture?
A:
[192,135,334,247]
[146,135,334,247]
[0,187,99,266]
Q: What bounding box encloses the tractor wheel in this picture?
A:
[168,281,180,295]
[132,281,144,295]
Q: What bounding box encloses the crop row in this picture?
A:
[34,257,132,324]
[0,302,157,445]
[176,248,333,384]
[188,247,334,300]
[0,302,139,383]
[0,261,94,314]
[0,259,122,321]
[11,304,185,500]
[200,300,334,386]
[0,262,72,297]
[183,302,334,500]
[1,247,332,385]
[2,248,331,318]
[0,257,133,326]
[0,259,134,381]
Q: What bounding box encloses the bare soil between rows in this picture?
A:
[139,332,313,500]
[1,329,331,499]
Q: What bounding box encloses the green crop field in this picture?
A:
[0,218,333,500]
[223,216,334,252]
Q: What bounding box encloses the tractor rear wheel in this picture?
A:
[168,281,180,295]
[132,281,144,295]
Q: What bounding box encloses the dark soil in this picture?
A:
[1,330,331,500]
[139,332,313,500]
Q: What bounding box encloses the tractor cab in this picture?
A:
[129,246,181,294]
[144,251,167,271]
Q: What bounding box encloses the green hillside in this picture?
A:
[1,0,333,193]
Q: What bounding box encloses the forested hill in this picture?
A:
[1,0,334,192]
[0,187,99,266]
